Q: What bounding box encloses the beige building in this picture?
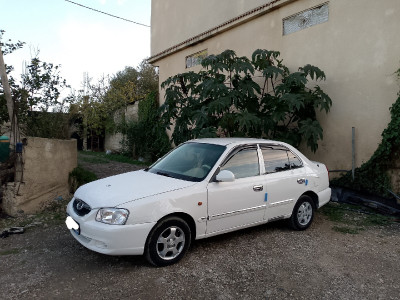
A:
[149,0,400,172]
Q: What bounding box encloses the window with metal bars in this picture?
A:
[283,3,329,35]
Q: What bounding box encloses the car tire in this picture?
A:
[145,216,191,267]
[289,195,315,231]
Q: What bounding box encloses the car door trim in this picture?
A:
[268,198,295,207]
[208,204,267,220]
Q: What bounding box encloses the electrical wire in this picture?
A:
[64,0,150,28]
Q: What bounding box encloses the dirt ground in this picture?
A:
[1,154,399,300]
[77,152,145,179]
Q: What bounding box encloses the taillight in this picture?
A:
[326,166,330,181]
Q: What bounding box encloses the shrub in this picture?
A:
[69,166,97,192]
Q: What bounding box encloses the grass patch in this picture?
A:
[363,214,392,226]
[320,202,394,234]
[0,248,20,256]
[332,226,363,234]
[106,154,149,165]
[320,202,349,222]
[80,156,109,164]
[79,151,149,166]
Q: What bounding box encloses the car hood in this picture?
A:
[74,170,196,208]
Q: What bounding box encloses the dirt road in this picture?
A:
[1,154,399,299]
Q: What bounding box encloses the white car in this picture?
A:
[66,138,331,266]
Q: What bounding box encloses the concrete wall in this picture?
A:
[104,102,139,152]
[150,0,400,173]
[2,137,77,216]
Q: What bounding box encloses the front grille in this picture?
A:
[73,198,91,216]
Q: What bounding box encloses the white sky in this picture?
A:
[1,0,151,95]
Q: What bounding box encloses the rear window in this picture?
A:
[261,146,302,174]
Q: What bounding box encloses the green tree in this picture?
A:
[120,92,171,162]
[1,30,72,139]
[69,74,110,149]
[104,60,159,116]
[160,49,332,152]
[136,59,159,97]
[0,29,25,127]
[71,59,159,150]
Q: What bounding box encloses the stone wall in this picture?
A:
[104,102,139,152]
[2,137,77,216]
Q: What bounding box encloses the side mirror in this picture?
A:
[215,170,235,182]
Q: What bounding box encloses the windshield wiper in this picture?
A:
[156,171,172,178]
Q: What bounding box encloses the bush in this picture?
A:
[69,166,97,192]
[23,111,71,139]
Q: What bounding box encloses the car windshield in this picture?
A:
[147,142,226,182]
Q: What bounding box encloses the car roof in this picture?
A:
[188,137,280,146]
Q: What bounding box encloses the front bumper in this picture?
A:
[66,201,156,255]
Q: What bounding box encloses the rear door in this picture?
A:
[260,145,307,221]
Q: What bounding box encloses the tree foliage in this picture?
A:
[70,75,110,141]
[160,49,332,152]
[119,92,171,162]
[1,30,72,139]
[71,60,159,148]
[105,60,159,111]
[21,56,70,111]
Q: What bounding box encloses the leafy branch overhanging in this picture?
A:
[160,49,332,152]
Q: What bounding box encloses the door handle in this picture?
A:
[297,178,305,184]
[253,185,263,192]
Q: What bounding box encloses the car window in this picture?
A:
[261,147,303,173]
[287,151,302,169]
[221,148,259,179]
[262,148,290,173]
[148,143,226,182]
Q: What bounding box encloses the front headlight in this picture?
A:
[95,208,129,225]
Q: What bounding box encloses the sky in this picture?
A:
[1,0,151,95]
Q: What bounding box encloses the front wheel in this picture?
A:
[145,217,191,267]
[289,195,315,230]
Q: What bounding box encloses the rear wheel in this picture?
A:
[145,217,191,267]
[289,195,315,230]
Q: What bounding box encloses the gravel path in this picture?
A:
[1,155,399,300]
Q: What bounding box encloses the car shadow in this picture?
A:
[190,219,290,252]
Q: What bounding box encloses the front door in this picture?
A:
[206,147,267,234]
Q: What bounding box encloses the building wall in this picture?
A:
[2,137,77,216]
[151,0,270,55]
[150,0,400,172]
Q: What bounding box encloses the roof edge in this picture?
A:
[148,0,295,64]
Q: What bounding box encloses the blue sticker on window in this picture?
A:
[264,193,268,202]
